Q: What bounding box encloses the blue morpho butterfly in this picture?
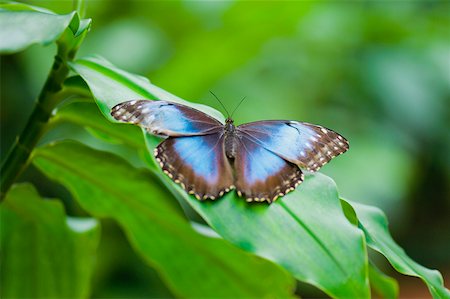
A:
[111,95,349,203]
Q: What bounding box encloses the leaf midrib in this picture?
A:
[279,200,365,297]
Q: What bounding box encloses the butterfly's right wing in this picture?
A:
[111,100,223,137]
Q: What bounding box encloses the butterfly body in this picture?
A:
[111,100,349,203]
[223,118,239,159]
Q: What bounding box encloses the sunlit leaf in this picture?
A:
[69,56,225,122]
[0,3,90,54]
[346,200,450,299]
[33,141,296,298]
[0,183,100,298]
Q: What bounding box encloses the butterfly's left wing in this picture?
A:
[237,120,349,172]
[111,100,223,137]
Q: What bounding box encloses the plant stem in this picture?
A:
[0,50,73,200]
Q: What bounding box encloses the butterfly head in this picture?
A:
[224,117,235,134]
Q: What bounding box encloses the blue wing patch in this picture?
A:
[234,134,304,203]
[237,120,349,172]
[154,133,234,200]
[111,100,223,137]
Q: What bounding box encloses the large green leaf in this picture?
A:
[69,55,370,298]
[0,183,100,298]
[163,169,369,298]
[0,2,90,54]
[33,141,296,298]
[347,200,450,299]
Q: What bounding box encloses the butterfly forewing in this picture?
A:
[111,100,223,137]
[155,133,235,200]
[237,120,349,172]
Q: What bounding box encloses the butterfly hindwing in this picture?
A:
[154,133,235,200]
[111,100,223,137]
[237,120,349,172]
[234,134,304,203]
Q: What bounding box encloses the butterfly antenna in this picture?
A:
[230,96,247,118]
[209,91,230,117]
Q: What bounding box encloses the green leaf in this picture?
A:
[0,1,54,13]
[33,141,296,298]
[70,55,369,298]
[57,13,91,56]
[52,101,144,149]
[69,56,225,122]
[0,183,100,298]
[340,198,358,226]
[368,263,399,299]
[162,166,370,298]
[0,3,90,54]
[347,200,450,299]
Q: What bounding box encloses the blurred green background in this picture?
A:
[1,0,449,297]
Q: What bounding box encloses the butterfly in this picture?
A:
[111,99,349,203]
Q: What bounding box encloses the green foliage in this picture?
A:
[0,6,74,53]
[0,184,100,298]
[0,2,90,54]
[32,141,295,298]
[185,174,369,298]
[69,56,225,122]
[349,201,450,298]
[52,101,144,149]
[368,263,399,299]
[1,2,449,299]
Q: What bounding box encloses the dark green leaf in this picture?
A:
[33,141,296,298]
[0,183,100,298]
[368,263,399,299]
[340,198,358,226]
[347,200,450,299]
